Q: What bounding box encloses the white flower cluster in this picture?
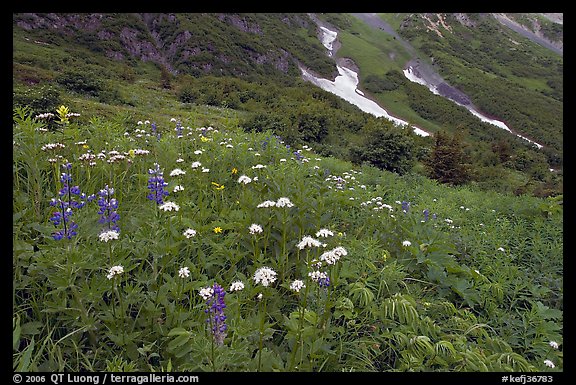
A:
[253,267,277,287]
[229,281,245,292]
[199,286,214,301]
[319,246,347,265]
[249,223,263,235]
[297,236,323,250]
[402,240,412,247]
[191,161,202,168]
[99,230,120,243]
[170,168,186,177]
[36,112,55,119]
[316,228,334,238]
[41,143,66,151]
[251,164,266,169]
[308,270,328,283]
[173,185,185,193]
[178,267,190,278]
[276,197,294,208]
[257,200,276,208]
[159,202,180,212]
[290,280,305,293]
[107,265,124,280]
[238,175,252,184]
[183,228,197,238]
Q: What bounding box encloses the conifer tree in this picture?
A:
[426,131,470,185]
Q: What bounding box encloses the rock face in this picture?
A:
[13,13,306,77]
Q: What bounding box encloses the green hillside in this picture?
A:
[13,102,563,372]
[12,13,563,373]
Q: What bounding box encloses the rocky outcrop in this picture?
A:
[14,13,303,77]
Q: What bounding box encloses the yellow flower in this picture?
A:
[128,149,135,157]
[231,167,238,175]
[213,227,223,234]
[200,136,210,142]
[211,182,225,191]
[83,144,89,149]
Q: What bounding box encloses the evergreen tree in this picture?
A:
[426,130,470,185]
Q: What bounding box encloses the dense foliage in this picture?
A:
[13,105,562,373]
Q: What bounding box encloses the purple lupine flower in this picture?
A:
[319,275,330,288]
[151,122,161,141]
[175,121,183,138]
[423,209,429,222]
[147,163,169,205]
[401,201,410,213]
[49,164,85,240]
[203,283,227,346]
[96,185,120,232]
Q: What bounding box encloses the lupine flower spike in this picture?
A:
[201,284,227,346]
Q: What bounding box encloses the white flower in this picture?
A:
[194,150,203,155]
[144,120,150,125]
[257,200,276,208]
[106,265,124,280]
[238,175,252,184]
[191,161,202,168]
[176,158,184,163]
[257,293,263,300]
[253,267,277,287]
[178,267,190,278]
[170,118,177,122]
[137,121,143,125]
[280,158,287,162]
[290,280,305,293]
[320,247,347,265]
[249,223,263,234]
[297,236,322,250]
[202,168,210,173]
[99,230,120,243]
[549,341,559,349]
[319,251,338,265]
[199,287,214,301]
[229,281,245,292]
[497,247,505,252]
[251,164,266,169]
[183,228,197,238]
[276,197,294,208]
[159,201,180,211]
[332,246,348,257]
[402,240,412,247]
[308,270,327,283]
[170,168,186,177]
[316,229,334,238]
[173,185,185,193]
[544,359,555,368]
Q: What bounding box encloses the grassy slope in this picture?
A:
[13,95,563,371]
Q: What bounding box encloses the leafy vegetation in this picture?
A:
[13,105,562,372]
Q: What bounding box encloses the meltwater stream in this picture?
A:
[301,25,431,137]
[304,18,545,149]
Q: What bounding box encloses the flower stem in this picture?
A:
[257,296,267,372]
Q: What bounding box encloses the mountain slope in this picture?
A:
[12,12,563,197]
